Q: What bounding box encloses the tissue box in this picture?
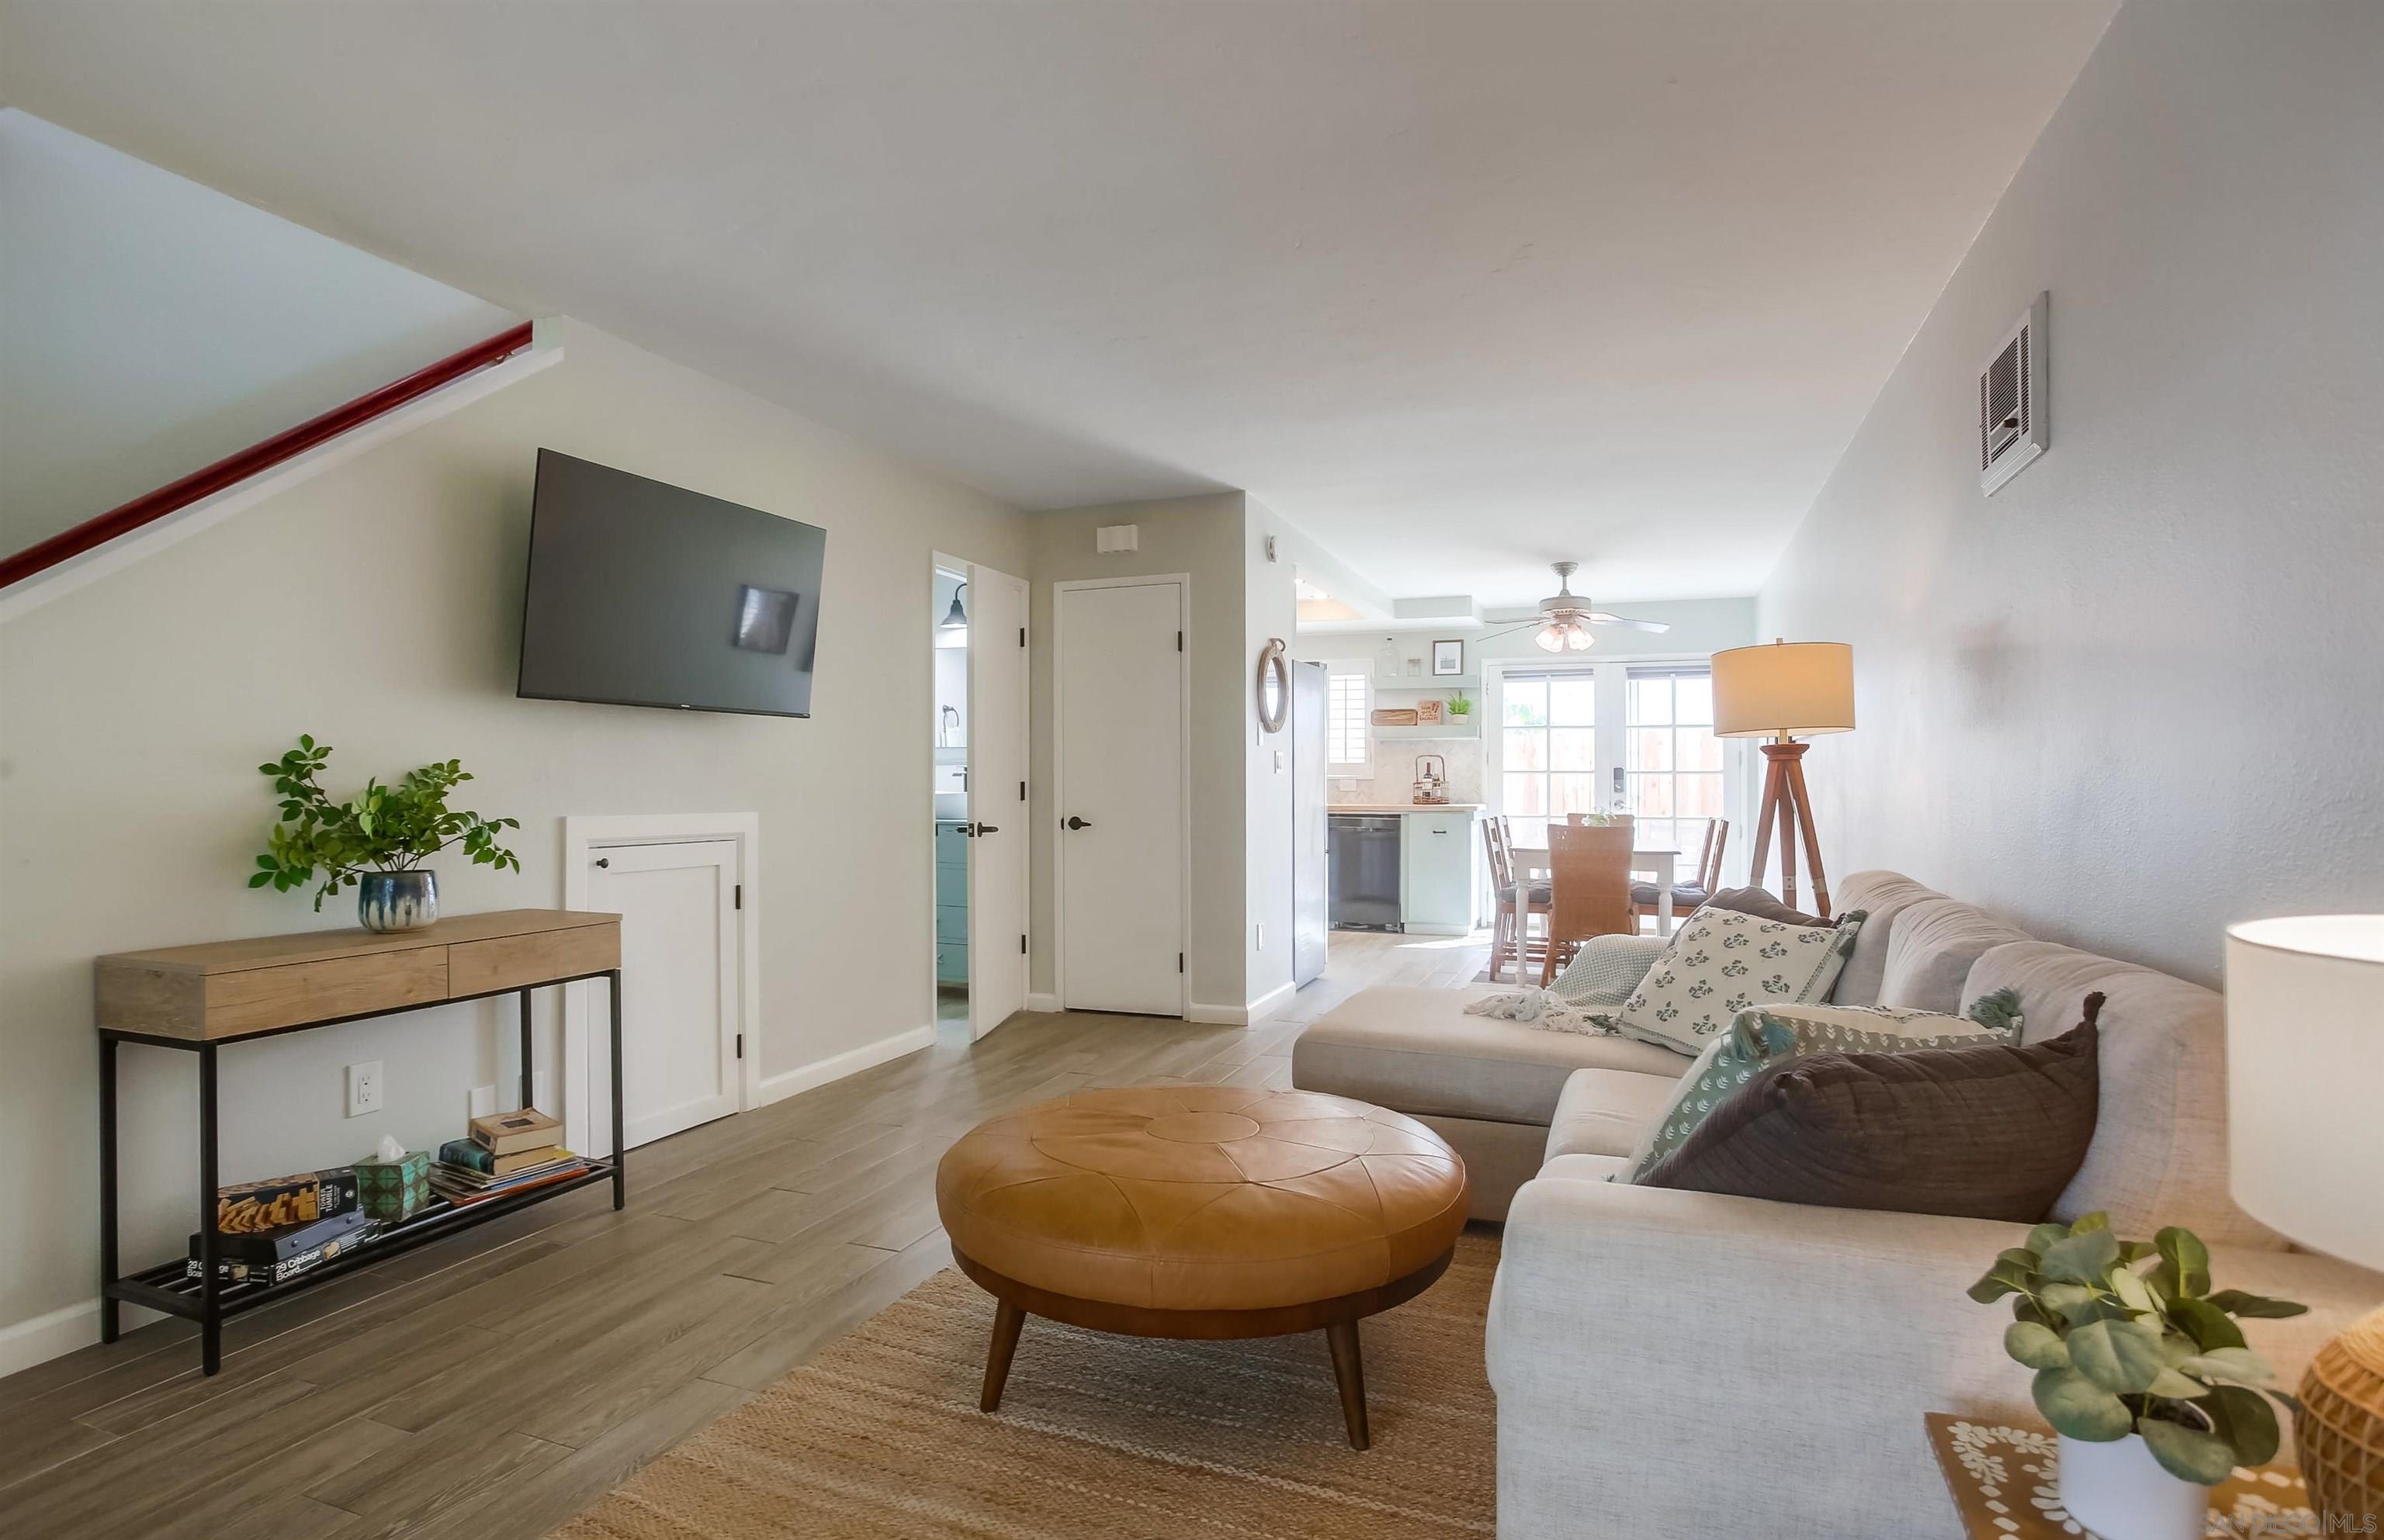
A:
[354,1150,432,1220]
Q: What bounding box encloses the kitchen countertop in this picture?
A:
[1326,802,1485,814]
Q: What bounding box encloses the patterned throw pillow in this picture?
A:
[1620,1003,2002,1182]
[1615,906,1867,1055]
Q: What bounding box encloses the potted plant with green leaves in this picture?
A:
[1445,689,1472,718]
[252,735,523,932]
[1969,1212,2309,1540]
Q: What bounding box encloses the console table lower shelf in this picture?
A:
[94,908,625,1376]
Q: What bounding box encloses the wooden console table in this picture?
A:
[95,908,623,1375]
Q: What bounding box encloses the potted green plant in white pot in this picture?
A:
[251,735,522,932]
[1969,1213,2309,1540]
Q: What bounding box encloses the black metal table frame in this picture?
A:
[99,967,625,1376]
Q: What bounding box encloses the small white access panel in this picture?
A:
[588,839,743,1148]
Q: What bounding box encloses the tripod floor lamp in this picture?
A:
[1711,639,1855,915]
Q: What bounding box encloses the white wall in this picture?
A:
[0,110,517,555]
[0,317,1027,1369]
[1026,494,1252,1016]
[1242,499,1300,1019]
[1757,1,2384,984]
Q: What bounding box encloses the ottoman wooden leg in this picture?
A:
[1325,1317,1370,1451]
[981,1299,1026,1413]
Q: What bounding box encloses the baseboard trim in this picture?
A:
[1243,980,1298,1023]
[755,1025,934,1107]
[1024,991,1061,1014]
[0,1296,168,1379]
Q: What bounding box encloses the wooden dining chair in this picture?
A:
[1541,820,1637,985]
[1485,817,1551,982]
[1634,818,1727,925]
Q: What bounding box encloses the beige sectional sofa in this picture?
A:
[1292,870,2384,1538]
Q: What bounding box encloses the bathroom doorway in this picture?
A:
[931,562,972,1038]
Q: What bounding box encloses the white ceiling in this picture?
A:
[0,0,2113,606]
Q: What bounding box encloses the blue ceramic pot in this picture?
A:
[358,869,439,932]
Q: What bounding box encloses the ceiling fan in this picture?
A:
[1482,562,1671,653]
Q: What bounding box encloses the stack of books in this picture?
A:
[431,1109,587,1206]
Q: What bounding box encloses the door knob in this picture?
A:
[977,824,1000,836]
[1066,815,1093,830]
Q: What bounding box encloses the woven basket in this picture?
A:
[2297,1306,2384,1526]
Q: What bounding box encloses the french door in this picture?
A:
[1492,661,1731,872]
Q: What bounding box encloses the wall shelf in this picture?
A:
[1373,722,1481,740]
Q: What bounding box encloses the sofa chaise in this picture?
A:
[1291,870,2384,1538]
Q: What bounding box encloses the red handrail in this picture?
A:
[0,321,535,591]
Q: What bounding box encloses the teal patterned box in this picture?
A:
[354,1150,431,1220]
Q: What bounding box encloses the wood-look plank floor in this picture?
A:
[0,928,1490,1540]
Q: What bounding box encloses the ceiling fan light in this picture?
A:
[1533,623,1566,653]
[1565,624,1595,652]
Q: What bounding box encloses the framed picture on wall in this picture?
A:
[1432,639,1464,676]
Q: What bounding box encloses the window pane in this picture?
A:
[1550,727,1596,771]
[1682,725,1723,772]
[1637,818,1680,858]
[1503,680,1547,726]
[1682,773,1724,817]
[1508,815,1550,850]
[1630,727,1673,772]
[1629,676,1673,725]
[1675,674,1713,724]
[1504,728,1547,772]
[1630,774,1675,817]
[1504,773,1547,815]
[1549,677,1597,726]
[1550,773,1601,816]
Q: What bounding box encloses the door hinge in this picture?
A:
[1176,629,1183,652]
[736,1033,744,1060]
[1019,780,1026,801]
[1178,952,1185,973]
[1019,625,1026,647]
[1020,933,1027,955]
[734,883,743,910]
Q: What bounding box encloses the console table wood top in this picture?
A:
[96,908,621,1042]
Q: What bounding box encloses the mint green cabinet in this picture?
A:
[1400,812,1478,936]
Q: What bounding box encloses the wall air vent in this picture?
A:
[1980,292,2050,495]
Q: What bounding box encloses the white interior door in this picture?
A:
[1057,578,1186,1015]
[588,839,742,1148]
[967,564,1030,1038]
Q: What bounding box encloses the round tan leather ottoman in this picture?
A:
[934,1085,1468,1448]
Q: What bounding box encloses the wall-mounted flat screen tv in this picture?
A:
[518,449,826,717]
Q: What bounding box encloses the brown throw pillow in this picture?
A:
[1702,886,1834,928]
[1638,995,2103,1222]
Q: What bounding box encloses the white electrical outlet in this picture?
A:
[469,1084,497,1120]
[346,1061,384,1118]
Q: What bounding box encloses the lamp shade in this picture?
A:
[2225,915,2384,1272]
[1710,640,1856,739]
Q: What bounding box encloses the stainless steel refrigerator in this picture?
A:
[1291,660,1329,985]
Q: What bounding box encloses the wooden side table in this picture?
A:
[95,908,623,1375]
[1926,1412,2314,1536]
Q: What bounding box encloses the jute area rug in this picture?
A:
[549,1231,1499,1539]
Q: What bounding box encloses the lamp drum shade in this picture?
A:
[2224,915,2384,1272]
[1711,641,1855,739]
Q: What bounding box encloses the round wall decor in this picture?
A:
[1256,638,1291,733]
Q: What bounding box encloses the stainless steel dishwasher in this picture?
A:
[1328,814,1402,930]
